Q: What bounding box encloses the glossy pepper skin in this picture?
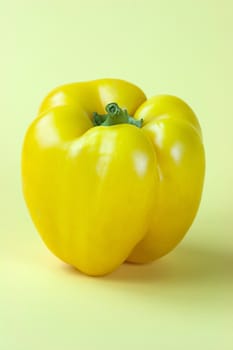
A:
[22,78,205,276]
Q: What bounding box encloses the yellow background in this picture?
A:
[1,0,232,349]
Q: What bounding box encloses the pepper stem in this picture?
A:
[93,103,143,128]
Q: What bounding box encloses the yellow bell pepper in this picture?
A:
[21,78,205,276]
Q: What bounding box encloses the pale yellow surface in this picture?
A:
[1,0,233,349]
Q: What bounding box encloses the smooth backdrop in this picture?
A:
[1,1,232,349]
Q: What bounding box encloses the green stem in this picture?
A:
[93,103,143,128]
